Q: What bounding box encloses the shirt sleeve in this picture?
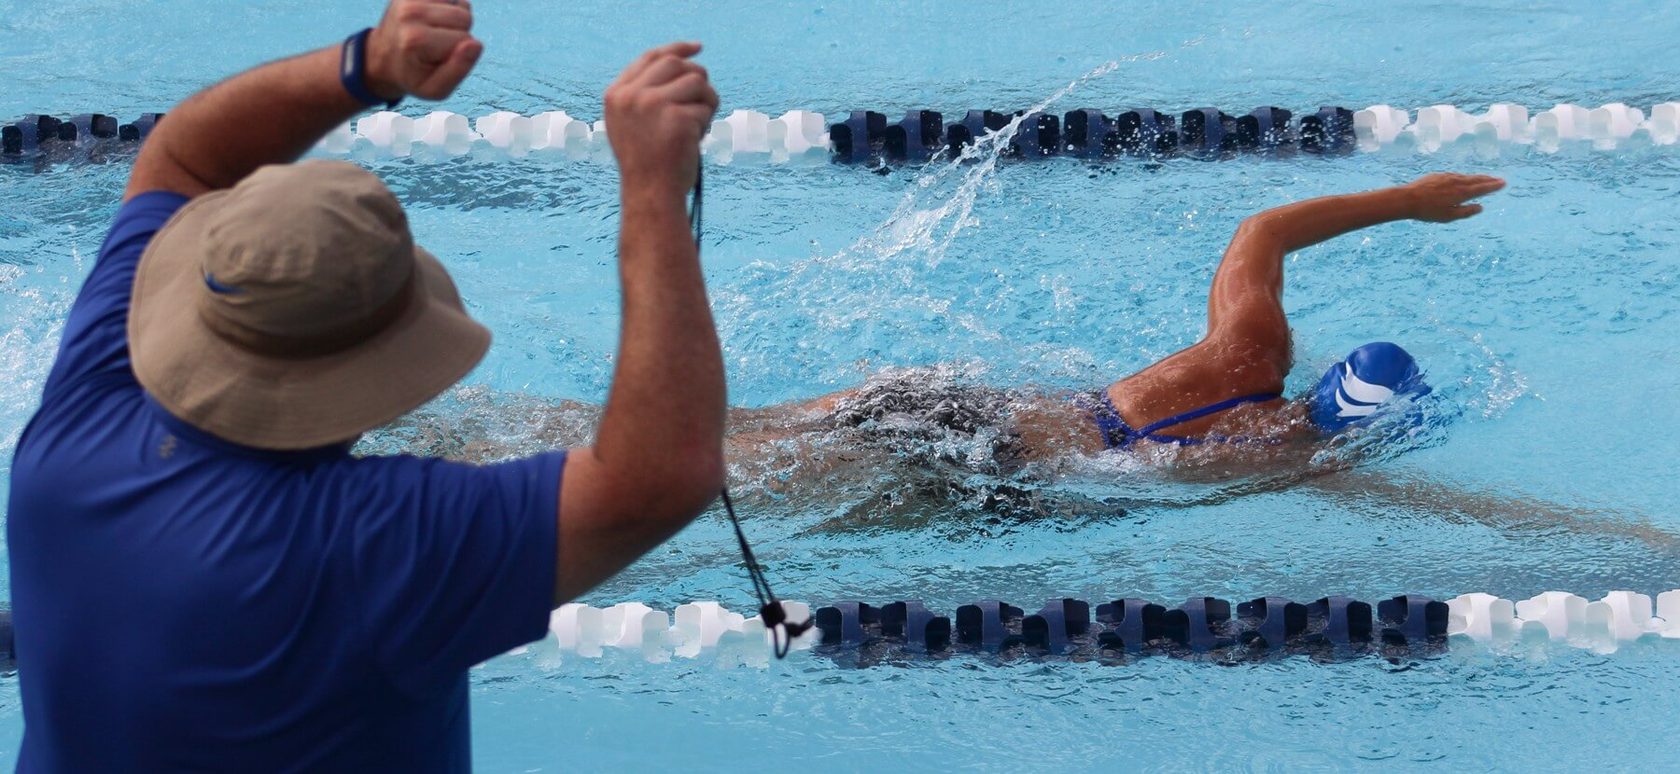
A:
[349,450,566,696]
[42,191,191,395]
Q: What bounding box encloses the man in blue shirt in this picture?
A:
[7,1,724,770]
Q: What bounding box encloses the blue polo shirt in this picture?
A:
[7,192,565,772]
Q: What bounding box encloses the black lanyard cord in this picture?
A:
[690,161,811,659]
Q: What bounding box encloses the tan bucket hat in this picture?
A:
[129,160,490,450]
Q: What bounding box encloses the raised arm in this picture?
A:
[1206,174,1506,355]
[123,0,480,201]
[554,44,726,602]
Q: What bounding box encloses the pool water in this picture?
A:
[4,0,1679,770]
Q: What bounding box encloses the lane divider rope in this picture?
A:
[7,103,1679,165]
[531,589,1680,666]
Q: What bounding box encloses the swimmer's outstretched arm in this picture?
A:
[1207,174,1506,366]
[1306,469,1680,553]
[125,0,481,201]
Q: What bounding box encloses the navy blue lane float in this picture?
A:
[812,595,1449,662]
[945,109,1011,156]
[3,113,163,156]
[833,105,1358,165]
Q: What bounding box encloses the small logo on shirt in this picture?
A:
[203,273,244,295]
[158,435,177,460]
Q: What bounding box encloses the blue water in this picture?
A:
[4,0,1679,770]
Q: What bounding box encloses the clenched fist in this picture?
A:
[604,42,720,197]
[1403,173,1506,223]
[365,0,484,102]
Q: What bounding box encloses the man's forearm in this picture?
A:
[1244,187,1416,253]
[593,181,727,508]
[551,42,721,602]
[124,2,482,201]
[125,46,366,200]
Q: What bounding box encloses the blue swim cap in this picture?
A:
[1309,342,1429,434]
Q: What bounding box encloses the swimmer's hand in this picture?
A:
[365,0,484,102]
[604,42,720,197]
[1403,173,1506,223]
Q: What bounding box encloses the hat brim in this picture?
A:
[129,192,491,451]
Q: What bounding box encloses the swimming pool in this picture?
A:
[4,0,1679,769]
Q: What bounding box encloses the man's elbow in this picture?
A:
[634,443,725,523]
[667,445,726,514]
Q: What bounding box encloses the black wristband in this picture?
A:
[340,28,400,110]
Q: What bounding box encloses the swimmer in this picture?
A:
[764,172,1507,470]
[401,174,1505,482]
[385,173,1678,550]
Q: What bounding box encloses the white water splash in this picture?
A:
[0,252,78,455]
[847,57,1144,269]
[1465,331,1532,418]
[714,55,1158,388]
[1425,315,1533,420]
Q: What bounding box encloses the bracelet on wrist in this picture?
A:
[340,28,401,110]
